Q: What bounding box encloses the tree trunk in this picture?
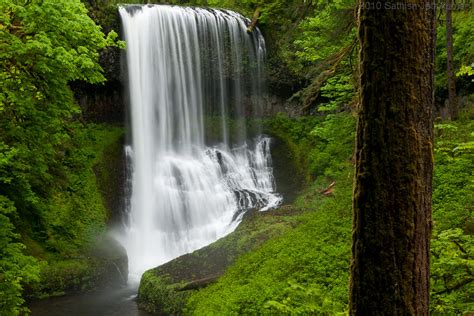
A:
[446,0,458,119]
[350,1,435,315]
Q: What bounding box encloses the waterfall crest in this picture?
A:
[119,5,281,282]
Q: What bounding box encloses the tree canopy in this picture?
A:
[0,0,120,313]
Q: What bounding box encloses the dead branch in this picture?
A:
[247,8,261,34]
[320,181,336,196]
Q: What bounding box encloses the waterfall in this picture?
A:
[118,4,281,283]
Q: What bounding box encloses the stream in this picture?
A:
[29,285,149,316]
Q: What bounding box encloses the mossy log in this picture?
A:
[177,275,220,291]
[247,8,261,34]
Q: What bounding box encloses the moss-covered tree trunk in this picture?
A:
[350,1,435,314]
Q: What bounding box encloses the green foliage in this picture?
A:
[267,112,356,180]
[287,1,355,73]
[435,8,474,100]
[451,9,474,80]
[280,0,357,109]
[0,1,121,314]
[318,69,355,111]
[433,120,473,231]
[265,113,321,183]
[1,123,123,313]
[39,125,123,256]
[13,123,122,302]
[431,229,473,314]
[430,118,474,314]
[0,0,115,211]
[186,175,353,315]
[457,64,474,82]
[0,0,120,205]
[309,113,355,178]
[0,197,41,316]
[139,272,189,315]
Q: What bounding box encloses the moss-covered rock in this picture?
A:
[137,206,303,314]
[138,272,189,315]
[89,235,128,287]
[264,114,320,185]
[268,134,305,204]
[94,131,127,226]
[28,236,127,300]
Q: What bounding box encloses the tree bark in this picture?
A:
[446,0,458,119]
[350,1,435,315]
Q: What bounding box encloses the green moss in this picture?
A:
[29,237,128,300]
[138,271,189,315]
[137,206,303,314]
[185,169,353,315]
[38,124,124,256]
[264,113,322,183]
[29,259,93,299]
[94,127,125,223]
[24,124,125,299]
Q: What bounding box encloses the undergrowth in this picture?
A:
[183,110,473,315]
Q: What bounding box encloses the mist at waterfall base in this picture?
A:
[117,5,282,284]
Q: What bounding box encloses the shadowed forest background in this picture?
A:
[0,0,473,315]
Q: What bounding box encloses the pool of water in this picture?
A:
[29,285,150,316]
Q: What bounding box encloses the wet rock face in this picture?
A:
[101,46,123,82]
[72,46,125,124]
[72,7,302,124]
[91,235,129,287]
[25,236,129,299]
[263,94,303,117]
[270,136,304,204]
[73,80,125,123]
[93,132,128,228]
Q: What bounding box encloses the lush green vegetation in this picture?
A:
[0,121,124,312]
[431,110,474,314]
[436,9,474,105]
[0,0,473,315]
[0,0,122,314]
[180,110,473,315]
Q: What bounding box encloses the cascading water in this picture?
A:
[118,5,282,282]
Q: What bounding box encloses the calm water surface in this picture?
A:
[29,285,150,316]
